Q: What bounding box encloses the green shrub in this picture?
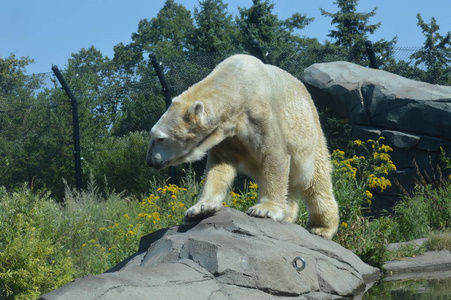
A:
[0,186,74,299]
[394,183,451,242]
[83,131,164,195]
[424,230,451,251]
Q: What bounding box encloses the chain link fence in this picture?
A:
[1,45,449,195]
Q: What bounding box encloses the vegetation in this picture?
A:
[1,0,451,298]
[1,139,450,299]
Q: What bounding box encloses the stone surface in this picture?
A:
[304,62,451,209]
[383,250,451,274]
[40,208,379,300]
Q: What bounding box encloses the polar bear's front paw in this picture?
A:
[307,225,337,240]
[184,202,221,222]
[247,203,284,221]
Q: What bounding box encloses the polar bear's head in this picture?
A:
[146,99,222,169]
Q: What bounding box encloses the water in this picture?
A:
[363,276,451,300]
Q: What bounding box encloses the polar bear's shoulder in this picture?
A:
[213,54,265,74]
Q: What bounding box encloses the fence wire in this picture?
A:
[1,46,449,194]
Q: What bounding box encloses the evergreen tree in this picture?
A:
[321,0,379,49]
[192,0,237,53]
[411,14,451,85]
[236,0,313,50]
[320,0,395,65]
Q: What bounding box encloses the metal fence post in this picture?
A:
[251,39,267,64]
[51,65,82,191]
[149,53,176,184]
[365,40,379,69]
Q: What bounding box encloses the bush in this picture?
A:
[394,183,451,241]
[0,186,74,299]
[84,131,164,196]
[1,138,450,298]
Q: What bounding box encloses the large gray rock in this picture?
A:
[40,208,379,300]
[304,62,451,140]
[304,62,451,209]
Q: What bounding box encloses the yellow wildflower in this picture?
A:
[354,140,364,147]
[123,213,129,220]
[127,230,136,236]
[365,190,373,199]
[341,222,348,228]
[249,182,258,190]
[379,144,393,153]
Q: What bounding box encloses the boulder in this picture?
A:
[40,208,379,300]
[304,62,451,209]
[304,62,451,140]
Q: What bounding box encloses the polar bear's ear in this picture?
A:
[188,101,204,124]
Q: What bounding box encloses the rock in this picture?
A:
[383,250,451,275]
[304,62,451,208]
[304,62,451,140]
[386,238,428,251]
[40,208,379,300]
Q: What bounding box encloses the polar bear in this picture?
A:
[146,54,339,239]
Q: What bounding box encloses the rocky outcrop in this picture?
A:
[304,62,451,209]
[40,208,379,300]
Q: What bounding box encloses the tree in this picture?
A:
[236,0,313,50]
[320,0,395,65]
[114,0,195,71]
[411,14,451,85]
[0,55,51,190]
[192,0,237,53]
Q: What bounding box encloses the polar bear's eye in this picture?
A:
[156,138,165,143]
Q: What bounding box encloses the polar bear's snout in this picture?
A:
[146,128,171,169]
[146,145,167,169]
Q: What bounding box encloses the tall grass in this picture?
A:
[0,140,450,298]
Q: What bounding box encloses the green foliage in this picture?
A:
[0,186,74,299]
[411,14,451,85]
[228,181,259,212]
[2,4,451,295]
[236,0,313,50]
[321,0,380,48]
[384,243,426,262]
[320,0,396,65]
[84,131,164,195]
[424,230,451,251]
[192,0,237,53]
[395,183,451,241]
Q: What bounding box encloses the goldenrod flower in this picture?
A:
[249,182,258,190]
[138,213,148,218]
[354,140,364,147]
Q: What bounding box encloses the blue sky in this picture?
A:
[1,0,450,75]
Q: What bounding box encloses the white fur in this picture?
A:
[147,54,339,239]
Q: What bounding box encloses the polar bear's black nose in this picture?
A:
[147,160,167,169]
[146,155,167,169]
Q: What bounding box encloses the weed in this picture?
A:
[424,231,451,251]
